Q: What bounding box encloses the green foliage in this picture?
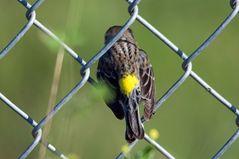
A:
[134,146,155,159]
[38,31,65,52]
[125,146,155,159]
[67,153,80,159]
[93,81,116,103]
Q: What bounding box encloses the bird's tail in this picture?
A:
[124,95,144,143]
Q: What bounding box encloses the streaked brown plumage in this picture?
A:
[97,25,155,143]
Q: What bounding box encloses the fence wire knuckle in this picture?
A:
[0,0,239,158]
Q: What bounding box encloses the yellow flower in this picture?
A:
[119,74,139,96]
[121,144,129,154]
[149,128,160,140]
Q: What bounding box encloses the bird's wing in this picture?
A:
[125,91,144,143]
[139,49,155,121]
[97,54,125,120]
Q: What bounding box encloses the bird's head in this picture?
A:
[104,25,134,44]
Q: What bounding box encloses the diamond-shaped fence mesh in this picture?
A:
[0,0,239,158]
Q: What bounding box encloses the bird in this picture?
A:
[97,25,155,143]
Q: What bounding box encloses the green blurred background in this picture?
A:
[0,0,239,158]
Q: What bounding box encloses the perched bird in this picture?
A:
[97,26,155,143]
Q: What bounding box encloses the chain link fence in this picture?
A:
[0,0,239,158]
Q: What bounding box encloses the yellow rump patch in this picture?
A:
[119,74,139,96]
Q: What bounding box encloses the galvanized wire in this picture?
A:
[0,10,35,59]
[0,0,239,158]
[0,93,67,159]
[116,0,239,158]
[144,134,175,159]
